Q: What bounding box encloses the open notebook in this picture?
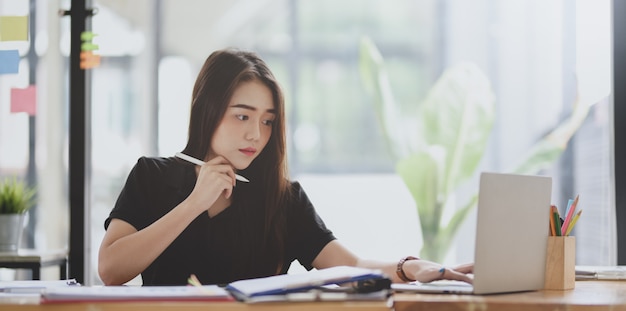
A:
[393,172,552,295]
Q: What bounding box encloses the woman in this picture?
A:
[98,48,473,286]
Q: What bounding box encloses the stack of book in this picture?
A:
[226,266,391,303]
[1,266,391,304]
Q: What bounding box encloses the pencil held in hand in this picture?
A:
[175,152,250,183]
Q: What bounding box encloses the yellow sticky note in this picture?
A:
[0,16,29,41]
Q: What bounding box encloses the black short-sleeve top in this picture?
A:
[104,157,336,286]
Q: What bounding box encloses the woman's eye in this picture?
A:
[263,119,275,126]
[236,115,248,121]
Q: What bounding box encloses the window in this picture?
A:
[0,0,68,280]
[93,1,613,284]
[0,0,612,284]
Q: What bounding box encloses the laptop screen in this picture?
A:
[472,172,552,294]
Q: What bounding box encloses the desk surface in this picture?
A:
[394,280,626,311]
[0,300,391,311]
[0,281,624,311]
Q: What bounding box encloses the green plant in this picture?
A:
[358,36,590,262]
[0,177,36,214]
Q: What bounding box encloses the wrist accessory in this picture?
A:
[396,256,419,282]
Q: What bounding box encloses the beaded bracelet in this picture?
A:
[396,256,419,282]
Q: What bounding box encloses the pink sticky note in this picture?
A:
[10,85,37,116]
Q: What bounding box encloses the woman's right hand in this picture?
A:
[187,156,237,214]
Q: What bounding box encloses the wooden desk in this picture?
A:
[393,280,626,311]
[0,249,68,280]
[0,300,391,311]
[1,281,625,310]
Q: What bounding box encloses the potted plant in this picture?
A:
[0,177,36,252]
[359,36,590,262]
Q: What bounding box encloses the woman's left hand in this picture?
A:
[404,259,474,284]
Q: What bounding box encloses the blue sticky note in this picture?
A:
[0,50,19,74]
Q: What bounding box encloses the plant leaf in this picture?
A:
[512,93,592,175]
[359,36,497,262]
[440,194,478,246]
[359,36,410,159]
[396,148,445,239]
[0,177,36,214]
[418,63,495,197]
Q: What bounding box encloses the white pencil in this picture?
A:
[175,152,250,183]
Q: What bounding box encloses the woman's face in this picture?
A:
[209,79,276,170]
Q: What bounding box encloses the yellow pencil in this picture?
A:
[565,210,582,236]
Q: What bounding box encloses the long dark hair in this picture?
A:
[182,49,291,275]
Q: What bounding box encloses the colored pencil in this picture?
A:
[561,195,579,234]
[565,210,582,236]
[549,205,557,236]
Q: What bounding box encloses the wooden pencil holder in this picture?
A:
[544,236,575,290]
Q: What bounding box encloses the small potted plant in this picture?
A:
[0,177,36,252]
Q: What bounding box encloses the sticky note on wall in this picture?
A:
[11,85,37,116]
[0,16,28,41]
[0,50,19,74]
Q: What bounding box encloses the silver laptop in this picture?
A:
[393,172,552,295]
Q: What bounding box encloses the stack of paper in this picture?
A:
[8,266,388,304]
[576,266,626,280]
[226,266,388,302]
[41,285,234,303]
[0,279,79,305]
[0,279,79,294]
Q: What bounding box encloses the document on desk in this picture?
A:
[576,266,626,280]
[0,279,79,304]
[226,266,385,301]
[41,285,234,303]
[240,288,391,304]
[0,279,79,293]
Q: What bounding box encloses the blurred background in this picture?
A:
[0,0,614,285]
